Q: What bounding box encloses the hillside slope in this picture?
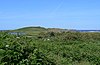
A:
[11,26,69,35]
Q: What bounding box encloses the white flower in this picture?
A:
[47,39,50,41]
[5,45,9,47]
[44,39,50,41]
[16,37,20,39]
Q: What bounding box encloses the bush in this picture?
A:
[0,32,55,65]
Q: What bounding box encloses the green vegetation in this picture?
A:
[11,27,47,35]
[0,27,100,65]
[11,26,69,35]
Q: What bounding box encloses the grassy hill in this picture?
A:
[10,26,47,35]
[10,26,70,35]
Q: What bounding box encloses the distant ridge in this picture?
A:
[13,26,69,33]
[13,26,100,33]
[0,27,100,34]
[75,30,100,32]
[16,26,46,30]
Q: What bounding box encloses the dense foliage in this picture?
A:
[0,31,100,65]
[0,32,55,65]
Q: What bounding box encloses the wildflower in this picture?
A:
[16,37,20,39]
[5,45,9,47]
[47,39,50,41]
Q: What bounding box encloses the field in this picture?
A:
[0,27,100,65]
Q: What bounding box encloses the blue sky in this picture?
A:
[0,0,100,30]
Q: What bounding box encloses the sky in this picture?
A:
[0,0,100,30]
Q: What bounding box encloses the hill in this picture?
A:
[11,26,70,35]
[10,26,47,35]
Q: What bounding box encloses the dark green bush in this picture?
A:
[0,32,55,65]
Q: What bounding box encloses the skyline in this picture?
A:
[0,0,100,30]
